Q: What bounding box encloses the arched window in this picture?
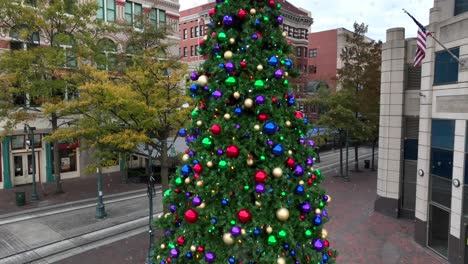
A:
[52,33,76,68]
[125,44,142,66]
[97,38,118,71]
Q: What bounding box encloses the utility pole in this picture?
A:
[24,124,39,201]
[95,163,106,219]
[344,129,350,182]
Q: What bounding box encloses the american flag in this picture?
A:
[404,10,430,67]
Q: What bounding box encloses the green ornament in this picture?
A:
[278,230,287,238]
[202,137,212,147]
[263,16,269,22]
[280,59,285,64]
[218,32,227,40]
[216,55,222,59]
[316,169,322,176]
[164,189,171,197]
[283,79,289,85]
[260,156,266,161]
[168,243,176,249]
[278,50,283,55]
[267,235,278,245]
[244,185,250,190]
[219,160,227,168]
[319,201,325,208]
[191,109,199,118]
[230,220,236,225]
[280,136,284,141]
[281,191,286,196]
[276,3,281,9]
[175,177,183,185]
[254,80,265,89]
[305,229,312,237]
[225,76,237,86]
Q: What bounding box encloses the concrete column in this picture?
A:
[374,28,406,218]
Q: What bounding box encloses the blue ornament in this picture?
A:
[314,215,322,225]
[285,59,293,69]
[295,185,305,194]
[268,56,279,66]
[322,253,329,262]
[290,250,296,256]
[181,165,192,176]
[255,19,261,26]
[234,107,242,115]
[272,144,284,156]
[222,199,229,206]
[178,128,187,137]
[186,252,193,259]
[284,243,289,249]
[263,121,276,134]
[193,159,199,164]
[211,218,217,224]
[253,228,260,235]
[303,118,308,124]
[219,63,225,68]
[228,257,236,264]
[190,84,198,93]
[288,97,295,106]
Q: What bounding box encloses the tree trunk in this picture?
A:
[339,131,343,177]
[51,113,63,194]
[160,139,170,214]
[354,144,359,171]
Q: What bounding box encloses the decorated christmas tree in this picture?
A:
[153,0,337,263]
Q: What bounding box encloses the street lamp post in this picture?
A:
[24,124,39,201]
[344,129,350,182]
[146,143,155,263]
[95,162,107,219]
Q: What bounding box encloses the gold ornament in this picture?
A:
[282,32,287,37]
[266,226,273,234]
[203,35,208,41]
[207,161,213,168]
[256,64,263,71]
[244,98,253,108]
[327,195,332,203]
[224,113,231,120]
[190,245,196,252]
[196,181,204,187]
[224,50,233,59]
[285,120,291,127]
[185,178,191,184]
[299,180,304,185]
[160,244,166,249]
[196,120,203,126]
[197,75,208,86]
[223,233,234,245]
[164,213,171,218]
[315,208,322,214]
[321,229,328,239]
[272,167,283,178]
[250,8,256,15]
[241,229,246,235]
[288,150,293,155]
[276,207,290,222]
[254,124,260,131]
[247,159,254,166]
[285,72,289,77]
[233,91,240,99]
[229,38,235,44]
[277,257,286,264]
[156,255,160,260]
[255,201,262,207]
[182,154,189,161]
[198,202,206,209]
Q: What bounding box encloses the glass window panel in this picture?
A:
[14,156,23,177]
[106,0,115,22]
[430,148,453,179]
[428,205,449,257]
[60,148,77,172]
[434,47,459,85]
[11,135,25,150]
[150,9,157,26]
[431,119,455,150]
[455,0,468,15]
[404,138,418,160]
[159,9,166,24]
[96,0,104,20]
[125,2,132,24]
[33,134,41,148]
[430,175,452,208]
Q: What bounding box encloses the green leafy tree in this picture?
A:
[0,0,103,193]
[153,0,337,263]
[335,22,381,170]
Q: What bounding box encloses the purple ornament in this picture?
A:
[170,248,179,258]
[185,192,191,197]
[205,252,216,263]
[204,86,210,91]
[299,138,306,144]
[164,230,171,236]
[301,202,311,213]
[235,124,241,129]
[214,44,220,52]
[190,72,198,81]
[308,140,315,147]
[225,61,235,72]
[189,150,195,156]
[277,15,283,24]
[294,164,304,176]
[170,204,176,213]
[255,184,265,194]
[217,149,224,155]
[306,157,314,166]
[274,69,284,79]
[192,196,202,206]
[322,209,329,218]
[313,239,324,251]
[216,0,224,3]
[231,226,241,236]
[223,15,233,26]
[255,95,265,104]
[212,90,223,99]
[252,33,258,40]
[267,139,274,146]
[323,195,329,202]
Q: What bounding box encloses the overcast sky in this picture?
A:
[178,0,434,42]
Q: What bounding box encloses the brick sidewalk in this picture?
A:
[0,172,147,215]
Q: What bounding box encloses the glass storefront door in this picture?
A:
[11,152,39,185]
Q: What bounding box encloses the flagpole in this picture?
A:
[402,8,465,66]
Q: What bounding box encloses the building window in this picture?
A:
[50,143,78,173]
[434,47,459,85]
[159,9,166,25]
[310,48,317,57]
[97,38,118,71]
[52,34,77,68]
[455,0,468,16]
[190,45,194,57]
[11,135,25,150]
[183,29,187,39]
[199,25,204,36]
[194,26,198,37]
[183,47,187,57]
[195,44,199,56]
[97,0,115,22]
[125,1,142,29]
[190,27,194,38]
[9,29,40,50]
[296,47,302,57]
[304,48,308,58]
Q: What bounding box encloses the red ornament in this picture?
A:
[272,97,278,103]
[209,8,216,17]
[197,246,205,252]
[307,179,313,185]
[226,145,240,158]
[257,113,268,122]
[199,38,204,46]
[193,164,203,174]
[324,240,330,248]
[295,111,304,118]
[177,236,186,245]
[211,124,222,135]
[240,61,247,69]
[254,170,268,183]
[185,148,190,154]
[237,209,252,223]
[300,214,305,220]
[238,9,247,19]
[269,0,275,6]
[184,209,199,223]
[286,157,295,168]
[212,32,217,37]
